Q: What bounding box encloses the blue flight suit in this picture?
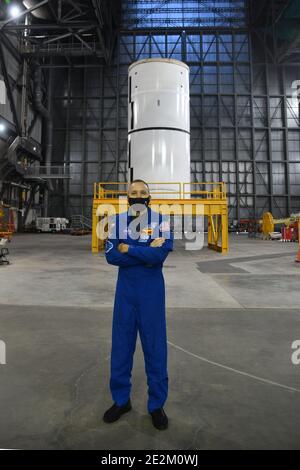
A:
[105,207,173,413]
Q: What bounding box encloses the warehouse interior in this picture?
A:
[0,0,300,450]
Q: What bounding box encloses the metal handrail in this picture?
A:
[183,182,227,199]
[71,215,92,230]
[24,166,71,179]
[94,182,227,201]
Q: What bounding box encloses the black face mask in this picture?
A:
[128,196,150,208]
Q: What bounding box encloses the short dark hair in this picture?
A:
[128,179,149,190]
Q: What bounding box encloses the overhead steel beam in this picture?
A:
[74,33,94,52]
[63,0,86,19]
[41,25,95,45]
[274,0,294,24]
[0,43,21,135]
[91,0,108,62]
[41,31,76,45]
[1,22,97,30]
[277,31,300,62]
[121,27,248,34]
[40,63,104,68]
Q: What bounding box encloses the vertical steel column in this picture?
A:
[44,65,53,217]
[181,30,186,63]
[216,32,222,182]
[98,65,104,182]
[115,35,120,181]
[249,31,257,219]
[233,31,240,221]
[64,67,71,217]
[282,66,291,215]
[165,30,167,57]
[20,13,30,138]
[20,58,28,137]
[200,31,205,184]
[265,63,274,215]
[81,65,87,215]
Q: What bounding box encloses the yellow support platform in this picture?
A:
[92,182,229,254]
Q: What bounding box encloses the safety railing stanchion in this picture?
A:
[221,204,229,253]
[92,202,99,254]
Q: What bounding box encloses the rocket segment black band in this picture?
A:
[128,127,190,135]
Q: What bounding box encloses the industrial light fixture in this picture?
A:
[9,4,21,19]
[0,123,6,132]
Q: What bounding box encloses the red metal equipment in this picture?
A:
[0,205,15,241]
[282,223,299,242]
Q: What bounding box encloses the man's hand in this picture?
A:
[150,237,165,248]
[118,239,165,253]
[118,243,129,253]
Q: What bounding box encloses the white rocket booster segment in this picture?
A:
[128,58,191,198]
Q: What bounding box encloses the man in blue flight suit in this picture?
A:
[103,179,173,430]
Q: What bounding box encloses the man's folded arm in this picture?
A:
[127,237,173,265]
[105,237,144,267]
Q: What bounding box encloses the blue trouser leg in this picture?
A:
[110,278,138,406]
[110,270,168,412]
[137,272,168,413]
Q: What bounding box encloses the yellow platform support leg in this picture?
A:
[92,202,99,253]
[221,204,229,254]
[207,205,228,254]
[208,214,219,252]
[92,207,107,254]
[208,215,212,246]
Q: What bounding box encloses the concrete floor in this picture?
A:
[0,233,300,449]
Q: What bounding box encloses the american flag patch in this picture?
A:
[142,227,153,235]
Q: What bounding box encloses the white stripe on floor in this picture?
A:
[168,341,300,394]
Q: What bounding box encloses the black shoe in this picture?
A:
[150,408,168,430]
[103,399,132,423]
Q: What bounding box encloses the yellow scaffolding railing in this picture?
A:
[92,181,228,254]
[93,182,227,200]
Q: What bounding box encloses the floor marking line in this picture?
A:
[167,341,300,394]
